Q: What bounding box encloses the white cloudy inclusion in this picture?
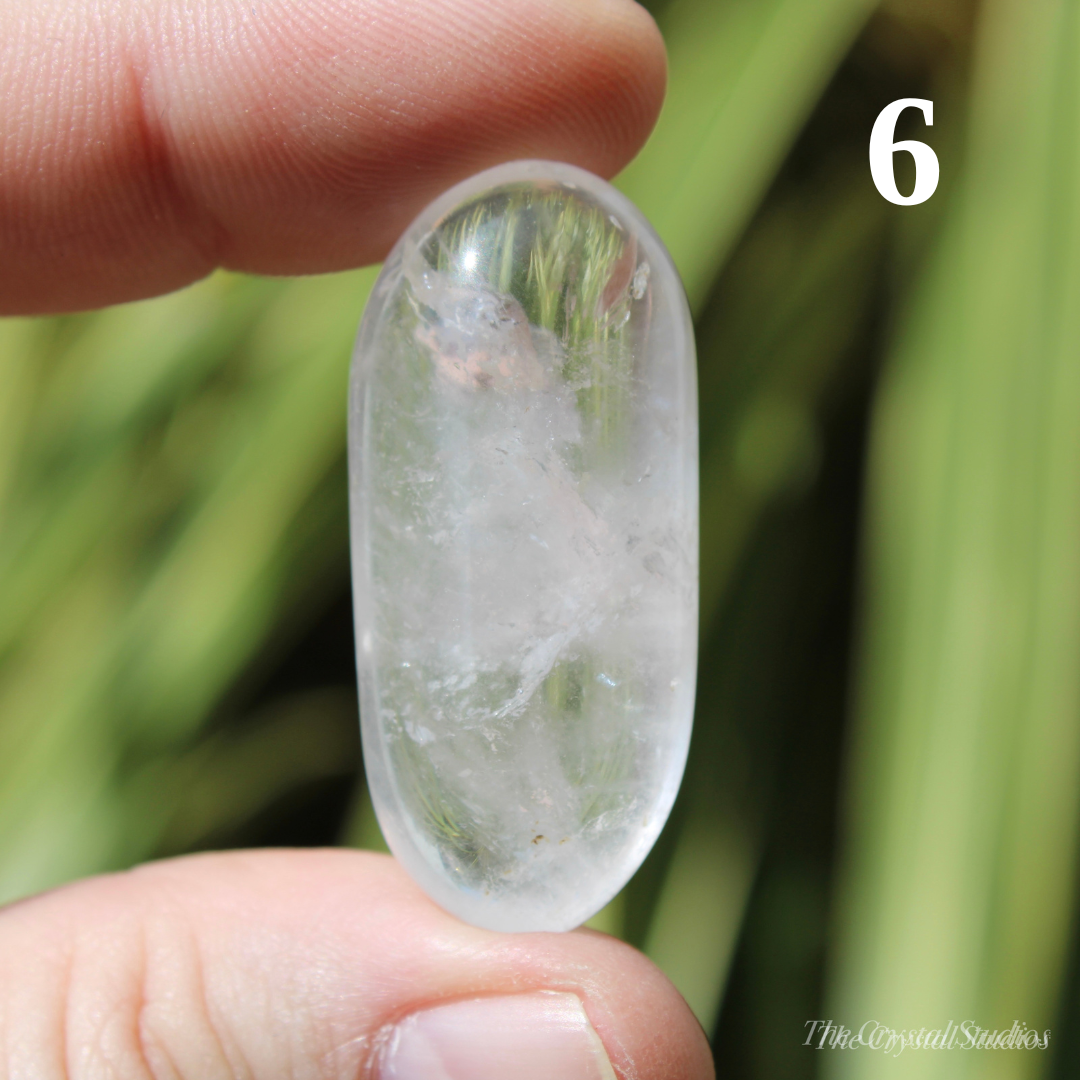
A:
[349,161,698,931]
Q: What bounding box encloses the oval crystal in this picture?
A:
[349,160,698,931]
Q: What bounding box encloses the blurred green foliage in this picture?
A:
[829,1,1080,1077]
[3,0,1080,1076]
[0,270,375,898]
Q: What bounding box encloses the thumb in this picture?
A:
[0,848,713,1079]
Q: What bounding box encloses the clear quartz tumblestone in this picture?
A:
[349,160,698,932]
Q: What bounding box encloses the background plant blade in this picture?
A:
[827,0,1080,1074]
[619,0,879,310]
[0,269,375,901]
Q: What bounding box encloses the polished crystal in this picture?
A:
[349,160,698,931]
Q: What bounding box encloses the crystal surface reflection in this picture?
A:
[349,161,698,931]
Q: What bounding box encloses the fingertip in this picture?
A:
[545,0,668,180]
[0,849,712,1080]
[191,0,670,276]
[0,0,669,312]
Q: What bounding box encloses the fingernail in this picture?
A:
[376,991,617,1080]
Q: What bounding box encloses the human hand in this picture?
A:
[0,1,712,1076]
[1,0,666,314]
[0,850,712,1077]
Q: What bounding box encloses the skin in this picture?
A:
[0,0,713,1076]
[0,0,666,313]
[0,852,714,1078]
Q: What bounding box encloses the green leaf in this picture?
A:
[617,0,879,310]
[828,0,1080,1070]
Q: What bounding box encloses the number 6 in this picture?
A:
[870,99,939,206]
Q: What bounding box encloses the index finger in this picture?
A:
[0,0,665,313]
